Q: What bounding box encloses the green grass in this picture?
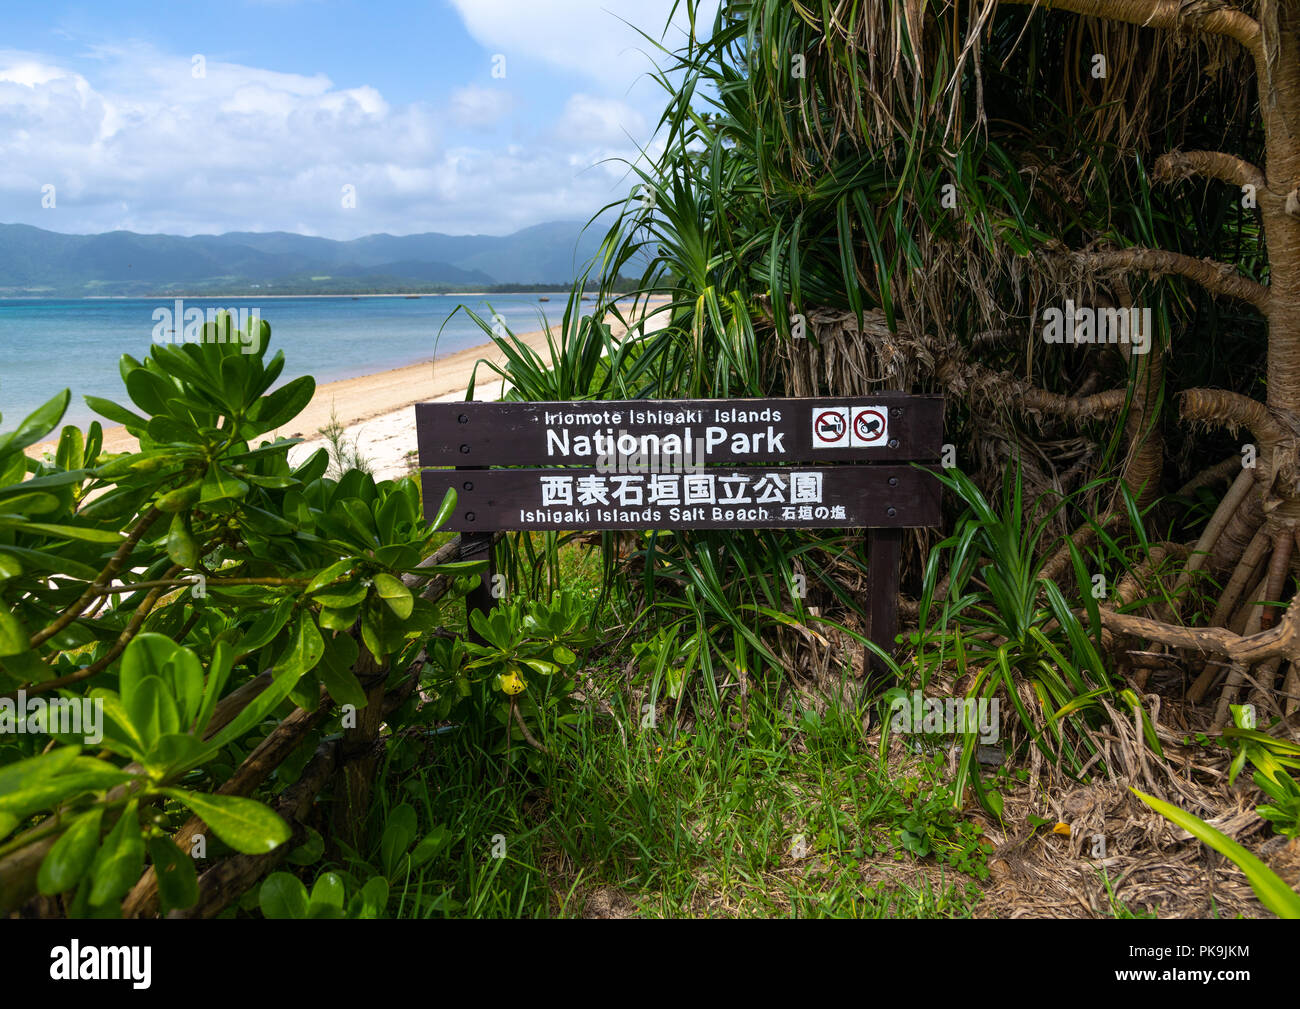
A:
[279,669,989,918]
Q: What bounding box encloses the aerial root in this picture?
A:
[1208,483,1264,574]
[1112,542,1190,611]
[1259,527,1296,630]
[1174,454,1249,498]
[1210,526,1271,627]
[1162,465,1256,621]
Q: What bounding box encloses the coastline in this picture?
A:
[25,298,670,481]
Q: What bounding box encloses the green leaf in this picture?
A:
[311,581,369,609]
[0,604,28,656]
[278,610,325,678]
[318,603,360,631]
[83,395,149,431]
[0,517,122,543]
[251,376,315,433]
[0,390,70,458]
[199,464,248,504]
[234,597,295,654]
[308,872,346,918]
[429,486,457,532]
[316,632,367,708]
[194,641,233,737]
[37,807,103,895]
[0,491,60,515]
[380,803,418,875]
[162,790,291,855]
[144,733,205,775]
[306,559,353,595]
[352,876,389,919]
[122,634,182,710]
[148,835,199,914]
[200,662,303,754]
[1132,788,1300,918]
[56,425,85,472]
[125,676,179,746]
[84,692,148,761]
[155,480,203,513]
[410,826,452,868]
[165,512,199,569]
[372,573,413,620]
[259,871,309,919]
[287,825,325,866]
[292,448,330,485]
[125,367,176,417]
[88,800,145,906]
[0,762,133,830]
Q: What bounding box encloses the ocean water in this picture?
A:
[0,294,571,430]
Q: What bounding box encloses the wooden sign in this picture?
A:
[415,394,942,467]
[422,465,938,532]
[414,395,944,677]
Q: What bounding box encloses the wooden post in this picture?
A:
[451,398,497,644]
[865,527,902,682]
[460,530,496,645]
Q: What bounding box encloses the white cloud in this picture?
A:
[0,39,662,238]
[446,0,715,91]
[555,94,646,144]
[447,84,513,127]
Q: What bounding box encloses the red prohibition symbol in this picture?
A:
[854,408,886,443]
[815,411,847,443]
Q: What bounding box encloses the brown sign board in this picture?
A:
[423,464,939,532]
[415,394,942,467]
[414,394,944,677]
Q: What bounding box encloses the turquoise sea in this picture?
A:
[0,294,568,429]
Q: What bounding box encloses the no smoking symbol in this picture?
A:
[813,409,847,445]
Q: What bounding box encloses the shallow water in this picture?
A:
[0,293,566,429]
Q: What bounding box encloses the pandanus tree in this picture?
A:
[959,0,1300,725]
[595,0,1300,728]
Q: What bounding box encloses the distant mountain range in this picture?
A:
[0,220,610,296]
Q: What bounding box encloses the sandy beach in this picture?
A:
[27,300,669,483]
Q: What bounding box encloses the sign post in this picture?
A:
[416,395,943,678]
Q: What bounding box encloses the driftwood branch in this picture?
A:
[1097,600,1300,667]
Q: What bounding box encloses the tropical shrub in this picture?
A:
[0,313,477,916]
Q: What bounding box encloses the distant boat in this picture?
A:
[404,295,420,299]
[539,296,550,302]
[351,296,359,300]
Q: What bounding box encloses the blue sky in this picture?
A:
[0,1,712,238]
